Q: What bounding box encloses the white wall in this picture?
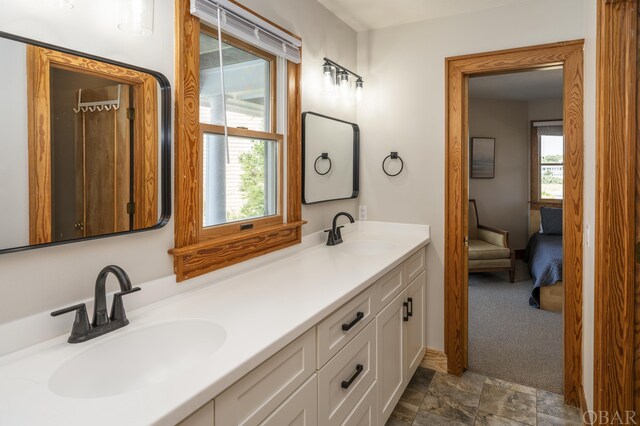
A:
[356,0,594,407]
[0,37,28,249]
[529,98,564,122]
[240,0,360,233]
[469,98,529,250]
[0,0,357,324]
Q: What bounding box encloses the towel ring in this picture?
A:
[382,152,404,177]
[314,153,332,175]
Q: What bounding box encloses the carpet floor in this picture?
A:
[468,260,563,394]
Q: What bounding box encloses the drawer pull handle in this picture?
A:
[341,364,364,389]
[403,302,409,321]
[407,297,413,317]
[342,312,365,332]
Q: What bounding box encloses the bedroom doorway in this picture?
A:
[444,40,584,407]
[466,70,564,394]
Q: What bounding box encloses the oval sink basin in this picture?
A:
[340,240,396,255]
[49,319,226,399]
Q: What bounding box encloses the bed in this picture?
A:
[526,207,563,312]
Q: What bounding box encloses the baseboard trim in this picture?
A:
[420,347,447,373]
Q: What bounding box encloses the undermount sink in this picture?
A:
[340,239,396,255]
[48,319,226,399]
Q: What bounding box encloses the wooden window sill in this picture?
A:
[169,221,306,282]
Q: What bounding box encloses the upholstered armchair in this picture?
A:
[468,199,516,283]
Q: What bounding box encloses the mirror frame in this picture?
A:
[301,111,359,205]
[0,31,171,255]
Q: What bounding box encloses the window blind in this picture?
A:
[190,0,302,64]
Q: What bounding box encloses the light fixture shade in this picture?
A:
[323,62,332,76]
[355,79,363,104]
[339,71,349,86]
[48,0,74,8]
[118,0,154,36]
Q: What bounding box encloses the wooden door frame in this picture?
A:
[445,40,584,406]
[594,0,638,416]
[27,45,158,244]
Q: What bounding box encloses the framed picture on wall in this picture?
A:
[470,137,495,179]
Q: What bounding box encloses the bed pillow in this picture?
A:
[540,207,562,235]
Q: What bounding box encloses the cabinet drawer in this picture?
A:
[260,375,318,426]
[178,401,214,426]
[319,321,376,426]
[215,328,316,426]
[376,264,406,307]
[405,248,426,283]
[317,285,379,368]
[342,381,377,426]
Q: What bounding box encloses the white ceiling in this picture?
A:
[317,0,533,32]
[469,68,563,102]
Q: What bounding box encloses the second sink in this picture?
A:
[339,239,396,255]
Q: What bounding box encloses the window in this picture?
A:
[531,121,563,205]
[199,30,282,235]
[172,2,303,282]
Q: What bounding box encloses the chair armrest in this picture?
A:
[477,224,510,249]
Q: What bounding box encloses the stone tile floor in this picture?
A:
[387,367,583,426]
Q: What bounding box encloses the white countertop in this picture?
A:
[0,221,430,425]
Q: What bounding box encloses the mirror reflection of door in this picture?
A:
[27,45,158,245]
[51,69,133,241]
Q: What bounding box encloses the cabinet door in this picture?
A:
[404,270,426,381]
[260,375,318,426]
[376,292,406,424]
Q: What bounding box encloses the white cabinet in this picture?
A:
[343,381,377,426]
[178,401,214,426]
[318,321,376,425]
[317,284,379,368]
[376,266,427,425]
[181,247,427,426]
[404,270,426,381]
[260,375,318,426]
[376,291,406,423]
[215,329,316,426]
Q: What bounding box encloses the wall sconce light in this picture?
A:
[118,0,154,36]
[48,0,74,8]
[322,57,364,103]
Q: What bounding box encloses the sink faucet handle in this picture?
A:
[110,287,141,323]
[324,229,337,246]
[51,303,91,343]
[335,225,345,240]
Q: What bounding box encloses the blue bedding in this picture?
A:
[524,232,563,308]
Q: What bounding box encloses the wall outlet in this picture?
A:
[359,205,368,221]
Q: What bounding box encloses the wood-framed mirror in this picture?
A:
[0,31,171,254]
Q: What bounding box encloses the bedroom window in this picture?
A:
[531,121,563,205]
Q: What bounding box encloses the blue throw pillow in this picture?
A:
[540,207,562,235]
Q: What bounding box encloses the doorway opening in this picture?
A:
[467,69,564,393]
[445,40,584,407]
